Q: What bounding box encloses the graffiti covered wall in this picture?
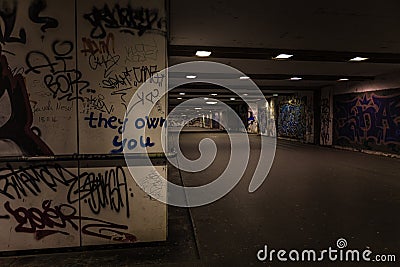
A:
[333,89,400,154]
[320,88,333,146]
[77,0,167,154]
[277,93,314,142]
[0,0,167,251]
[0,163,167,251]
[257,99,276,136]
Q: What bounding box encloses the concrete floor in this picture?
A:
[0,132,399,266]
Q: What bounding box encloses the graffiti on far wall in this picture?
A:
[320,98,331,145]
[333,89,400,153]
[277,97,306,139]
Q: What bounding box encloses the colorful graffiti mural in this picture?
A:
[333,89,400,154]
[277,96,307,139]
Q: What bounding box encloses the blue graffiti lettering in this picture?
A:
[111,135,155,153]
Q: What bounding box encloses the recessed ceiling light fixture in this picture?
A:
[349,57,368,62]
[210,93,218,96]
[177,97,182,100]
[206,101,218,105]
[195,107,202,110]
[179,92,185,95]
[239,76,250,80]
[338,78,349,81]
[186,75,197,79]
[289,77,302,81]
[196,51,212,57]
[273,94,279,97]
[230,97,236,100]
[243,93,248,96]
[274,53,293,59]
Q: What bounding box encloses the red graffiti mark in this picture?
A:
[4,200,137,242]
[81,33,115,56]
[4,200,78,239]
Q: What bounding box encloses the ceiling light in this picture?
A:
[230,97,236,100]
[289,77,302,81]
[186,75,197,79]
[206,101,218,105]
[179,92,185,95]
[196,51,211,57]
[274,53,293,59]
[210,93,218,96]
[338,78,349,81]
[349,57,368,62]
[273,94,278,97]
[239,76,250,80]
[243,93,248,96]
[204,97,209,100]
[195,107,202,110]
[177,97,182,100]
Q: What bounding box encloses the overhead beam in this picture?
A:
[169,45,400,64]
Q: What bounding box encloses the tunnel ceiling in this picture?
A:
[168,0,400,105]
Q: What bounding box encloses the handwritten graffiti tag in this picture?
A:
[0,2,26,44]
[81,33,115,56]
[125,43,158,63]
[0,164,132,218]
[83,4,166,39]
[68,166,132,217]
[3,200,136,242]
[28,0,59,36]
[25,41,92,102]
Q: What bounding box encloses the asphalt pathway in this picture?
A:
[0,132,399,266]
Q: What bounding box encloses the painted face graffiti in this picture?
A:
[0,50,53,156]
